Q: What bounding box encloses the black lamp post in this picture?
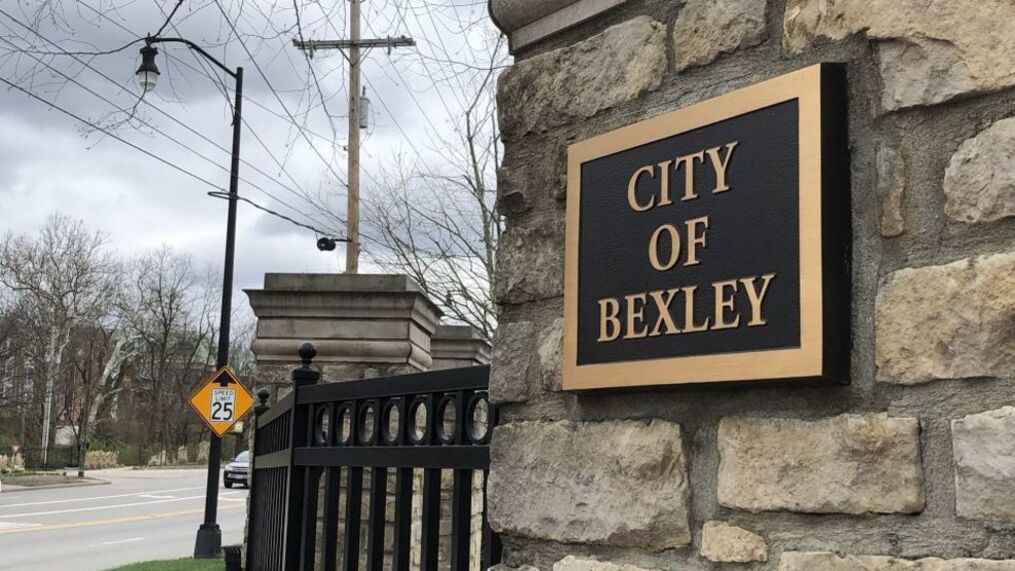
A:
[137,36,244,560]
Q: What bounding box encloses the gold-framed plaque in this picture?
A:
[563,64,850,391]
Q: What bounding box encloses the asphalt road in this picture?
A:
[0,467,248,570]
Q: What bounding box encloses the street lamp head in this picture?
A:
[136,44,160,93]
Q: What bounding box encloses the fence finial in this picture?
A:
[298,342,317,369]
[292,342,321,387]
[254,388,271,415]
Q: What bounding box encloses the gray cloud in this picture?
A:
[0,0,502,312]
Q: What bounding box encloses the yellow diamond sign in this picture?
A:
[188,366,254,438]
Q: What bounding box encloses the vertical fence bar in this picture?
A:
[343,466,364,571]
[450,468,473,571]
[283,344,321,570]
[245,389,270,569]
[366,466,387,571]
[321,466,342,571]
[392,467,413,571]
[420,468,442,571]
[274,468,285,570]
[300,466,323,570]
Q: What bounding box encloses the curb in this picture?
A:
[1,478,111,493]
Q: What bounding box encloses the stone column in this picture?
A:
[430,324,491,370]
[485,0,1015,569]
[245,273,442,398]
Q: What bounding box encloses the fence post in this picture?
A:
[282,343,320,570]
[244,388,271,569]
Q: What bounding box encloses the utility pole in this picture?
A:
[293,1,414,274]
[348,0,361,274]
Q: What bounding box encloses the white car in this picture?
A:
[223,450,250,488]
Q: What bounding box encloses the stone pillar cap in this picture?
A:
[489,0,629,52]
[261,273,425,293]
[245,273,443,371]
[431,324,492,368]
[434,324,488,340]
[245,273,442,323]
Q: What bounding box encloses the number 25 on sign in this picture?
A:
[188,366,254,437]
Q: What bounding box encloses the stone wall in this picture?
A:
[487,0,1015,569]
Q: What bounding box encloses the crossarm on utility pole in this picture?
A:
[292,36,415,51]
[291,9,415,275]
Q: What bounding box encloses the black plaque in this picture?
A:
[563,64,850,390]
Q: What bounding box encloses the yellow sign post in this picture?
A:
[188,366,254,438]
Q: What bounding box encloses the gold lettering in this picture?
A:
[626,165,655,212]
[656,160,674,207]
[648,288,681,336]
[675,151,705,201]
[684,216,709,266]
[706,142,738,194]
[740,273,776,326]
[648,224,681,271]
[682,285,710,332]
[598,298,621,341]
[624,293,649,339]
[711,280,740,330]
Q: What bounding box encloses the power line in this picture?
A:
[0,9,342,236]
[151,2,342,232]
[153,0,186,38]
[0,74,224,191]
[71,0,350,193]
[208,192,346,239]
[3,71,343,239]
[0,34,340,235]
[211,0,350,189]
[292,1,416,274]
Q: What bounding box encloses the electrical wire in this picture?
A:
[153,0,186,38]
[0,68,343,241]
[207,192,346,239]
[211,0,350,189]
[2,69,343,240]
[152,1,342,233]
[0,75,225,192]
[0,10,343,236]
[72,0,350,194]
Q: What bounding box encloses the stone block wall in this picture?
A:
[487,0,1015,569]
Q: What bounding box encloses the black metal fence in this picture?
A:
[247,344,500,571]
[20,446,78,470]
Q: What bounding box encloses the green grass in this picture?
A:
[1,473,86,487]
[104,556,223,571]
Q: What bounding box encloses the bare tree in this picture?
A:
[67,316,135,475]
[358,27,507,341]
[0,214,117,464]
[125,247,218,459]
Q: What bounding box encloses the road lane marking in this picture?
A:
[1,491,245,518]
[0,503,245,535]
[88,536,144,547]
[0,486,205,508]
[0,521,42,530]
[138,494,178,499]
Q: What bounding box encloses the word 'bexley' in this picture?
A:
[597,140,778,342]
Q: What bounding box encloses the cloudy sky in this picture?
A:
[0,0,502,311]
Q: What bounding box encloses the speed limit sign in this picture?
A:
[188,366,254,437]
[210,388,236,422]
